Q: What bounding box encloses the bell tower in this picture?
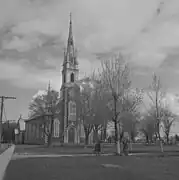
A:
[62,13,79,86]
[61,13,79,144]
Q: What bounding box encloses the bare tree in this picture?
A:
[161,106,176,144]
[147,73,165,152]
[121,111,140,142]
[140,113,156,144]
[77,80,94,146]
[76,75,112,145]
[99,54,142,155]
[90,81,112,142]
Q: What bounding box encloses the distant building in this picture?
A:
[15,115,26,144]
[2,120,17,143]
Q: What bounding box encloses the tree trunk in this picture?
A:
[166,133,169,144]
[85,133,89,146]
[120,131,124,142]
[155,132,158,140]
[116,139,121,155]
[103,127,107,141]
[157,129,164,153]
[130,131,135,143]
[47,134,51,147]
[159,140,164,153]
[146,134,149,144]
[84,126,90,147]
[114,120,121,155]
[149,134,153,144]
[129,140,132,152]
[113,95,121,155]
[47,117,54,147]
[94,128,98,143]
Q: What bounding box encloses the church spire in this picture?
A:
[64,12,78,66]
[46,80,52,113]
[68,12,74,47]
[61,13,79,88]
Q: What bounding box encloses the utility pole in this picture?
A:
[0,96,16,146]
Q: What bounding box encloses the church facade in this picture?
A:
[24,15,94,145]
[60,14,95,144]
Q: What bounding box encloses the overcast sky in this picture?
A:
[1,0,179,120]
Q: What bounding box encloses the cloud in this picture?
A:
[0,60,25,79]
[2,35,42,52]
[1,56,100,90]
[140,90,179,116]
[128,0,179,68]
[0,0,179,91]
[0,59,61,90]
[32,89,46,99]
[0,0,159,52]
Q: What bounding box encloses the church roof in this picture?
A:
[61,78,99,98]
[70,77,98,93]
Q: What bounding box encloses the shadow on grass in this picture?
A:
[4,156,152,180]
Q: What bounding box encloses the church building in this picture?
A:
[24,14,94,145]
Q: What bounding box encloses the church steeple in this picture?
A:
[68,13,73,47]
[63,13,78,66]
[46,80,52,113]
[61,14,79,87]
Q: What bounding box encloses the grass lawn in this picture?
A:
[14,144,179,155]
[4,156,179,180]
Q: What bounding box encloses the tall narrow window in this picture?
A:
[53,119,60,138]
[72,103,76,115]
[68,101,76,121]
[36,124,39,139]
[68,101,73,115]
[68,101,76,116]
[70,73,74,82]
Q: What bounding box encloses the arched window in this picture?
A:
[70,73,74,82]
[53,119,60,138]
[72,103,76,115]
[68,101,76,121]
[68,101,76,116]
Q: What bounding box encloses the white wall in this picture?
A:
[19,120,25,131]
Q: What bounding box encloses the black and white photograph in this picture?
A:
[1,0,179,180]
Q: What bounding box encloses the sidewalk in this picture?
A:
[13,151,179,160]
[12,152,153,160]
[0,145,15,180]
[12,152,115,160]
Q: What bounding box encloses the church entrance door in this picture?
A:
[68,128,75,143]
